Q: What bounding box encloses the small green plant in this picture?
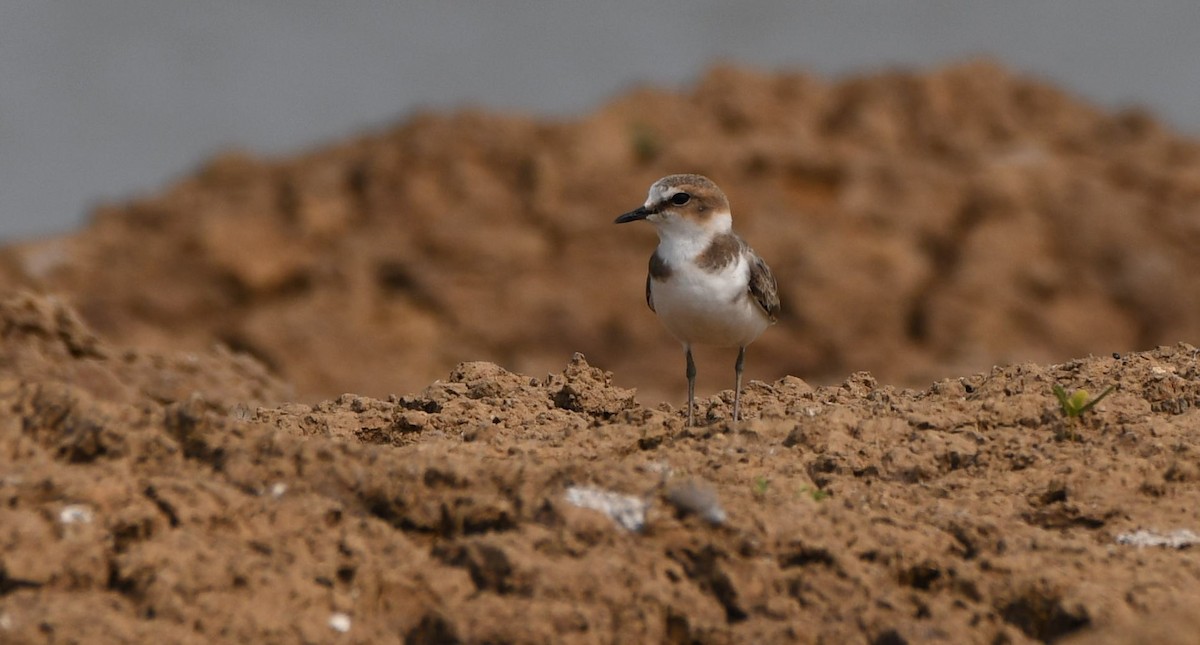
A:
[798,486,830,502]
[752,477,770,499]
[1052,383,1116,419]
[630,123,661,163]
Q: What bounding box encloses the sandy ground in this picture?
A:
[1,292,1199,643]
[1,63,1200,643]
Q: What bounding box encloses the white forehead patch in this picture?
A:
[646,182,681,207]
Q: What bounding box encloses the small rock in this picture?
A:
[59,504,94,525]
[1115,529,1199,549]
[664,478,726,525]
[564,485,648,532]
[328,612,352,633]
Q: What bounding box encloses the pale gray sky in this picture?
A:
[2,1,1198,241]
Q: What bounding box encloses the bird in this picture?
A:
[615,174,780,426]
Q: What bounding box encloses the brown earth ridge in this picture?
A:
[0,62,1199,643]
[4,61,1200,403]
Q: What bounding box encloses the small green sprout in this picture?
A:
[798,486,830,502]
[752,477,770,499]
[630,124,661,163]
[1052,383,1116,419]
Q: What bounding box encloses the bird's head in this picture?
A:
[615,174,732,239]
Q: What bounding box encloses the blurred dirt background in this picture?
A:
[1,62,1199,643]
[5,61,1200,404]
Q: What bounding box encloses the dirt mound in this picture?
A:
[3,61,1200,404]
[0,293,1198,642]
[0,291,290,408]
[3,61,1200,642]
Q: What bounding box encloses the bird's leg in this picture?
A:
[685,346,696,426]
[733,346,746,422]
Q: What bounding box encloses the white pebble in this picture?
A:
[564,485,648,532]
[59,504,94,525]
[328,612,352,633]
[1116,529,1199,549]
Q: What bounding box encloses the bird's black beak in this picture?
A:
[615,206,651,224]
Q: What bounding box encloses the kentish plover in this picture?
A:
[615,174,780,425]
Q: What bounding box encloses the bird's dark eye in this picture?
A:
[670,192,691,205]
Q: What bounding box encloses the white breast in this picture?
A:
[650,252,770,348]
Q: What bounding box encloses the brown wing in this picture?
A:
[645,273,655,312]
[747,250,780,322]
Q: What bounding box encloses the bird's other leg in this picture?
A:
[733,346,746,422]
[685,346,696,427]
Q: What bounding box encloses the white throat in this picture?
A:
[651,212,732,264]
